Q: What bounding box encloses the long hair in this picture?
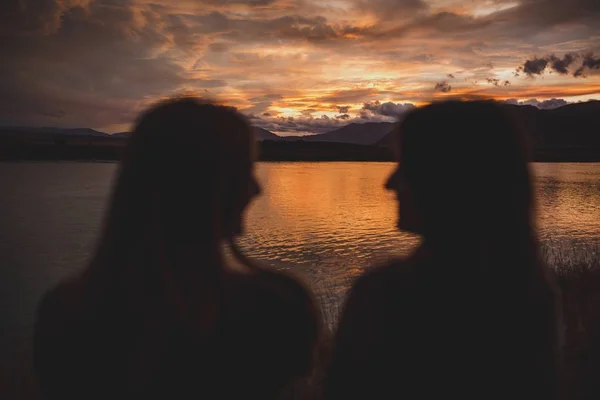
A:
[394,101,561,398]
[395,101,543,286]
[80,97,256,335]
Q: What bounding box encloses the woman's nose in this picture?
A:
[251,177,262,196]
[385,168,400,191]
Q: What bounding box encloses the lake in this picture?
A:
[1,161,600,367]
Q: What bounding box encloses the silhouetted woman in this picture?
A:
[325,101,562,400]
[34,98,320,399]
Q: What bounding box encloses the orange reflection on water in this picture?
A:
[241,162,420,266]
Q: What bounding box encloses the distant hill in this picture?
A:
[303,122,396,146]
[110,128,282,140]
[0,126,109,138]
[253,127,280,141]
[0,127,282,141]
[0,123,391,145]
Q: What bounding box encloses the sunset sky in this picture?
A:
[1,0,600,135]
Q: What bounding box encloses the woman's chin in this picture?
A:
[222,223,244,240]
[396,219,406,231]
[232,222,244,237]
[398,218,421,234]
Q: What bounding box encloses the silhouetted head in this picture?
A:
[386,101,534,244]
[111,98,259,248]
[86,97,261,294]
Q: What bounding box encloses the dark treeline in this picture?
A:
[2,139,599,162]
[0,139,394,162]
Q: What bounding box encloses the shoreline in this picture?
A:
[2,157,600,163]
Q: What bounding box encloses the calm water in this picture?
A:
[1,162,600,365]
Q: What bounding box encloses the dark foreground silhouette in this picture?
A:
[325,101,562,400]
[34,98,320,399]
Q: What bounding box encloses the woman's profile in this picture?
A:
[325,101,562,399]
[34,98,320,399]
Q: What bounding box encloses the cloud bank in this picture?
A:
[0,0,599,133]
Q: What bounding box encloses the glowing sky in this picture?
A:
[1,0,599,134]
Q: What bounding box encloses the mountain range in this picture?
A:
[0,120,396,145]
[1,101,599,161]
[298,122,396,145]
[253,127,280,141]
[0,126,109,138]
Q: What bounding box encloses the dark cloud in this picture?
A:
[519,52,600,78]
[434,81,452,93]
[486,78,511,87]
[362,101,416,117]
[0,0,73,36]
[447,73,455,79]
[0,0,217,129]
[574,67,585,77]
[353,0,600,49]
[498,0,600,29]
[574,53,600,77]
[549,53,579,74]
[187,12,369,45]
[537,98,569,109]
[522,57,549,76]
[337,105,350,114]
[504,98,570,109]
[582,53,600,69]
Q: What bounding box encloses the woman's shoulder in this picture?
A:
[223,267,320,361]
